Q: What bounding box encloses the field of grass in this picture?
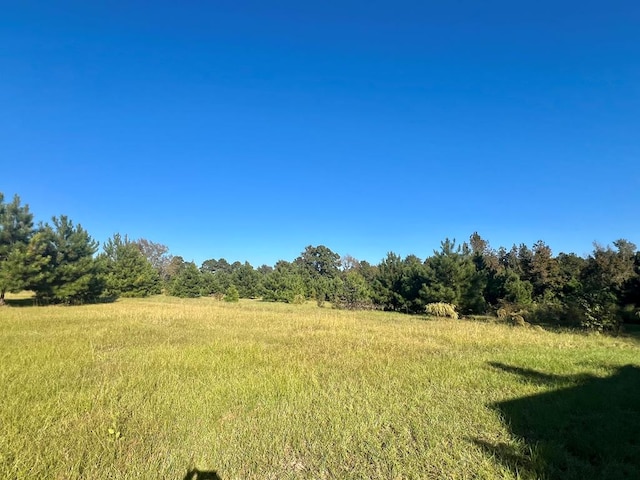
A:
[1,295,639,479]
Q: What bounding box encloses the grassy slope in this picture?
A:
[1,296,638,479]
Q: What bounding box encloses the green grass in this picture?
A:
[1,295,639,479]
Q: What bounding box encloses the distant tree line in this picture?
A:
[1,192,639,331]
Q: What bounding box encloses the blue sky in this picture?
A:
[1,1,639,266]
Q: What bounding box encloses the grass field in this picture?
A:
[1,295,639,479]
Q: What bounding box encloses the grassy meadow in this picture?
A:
[1,295,639,479]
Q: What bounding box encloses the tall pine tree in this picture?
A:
[99,233,161,298]
[28,216,104,304]
[0,194,35,305]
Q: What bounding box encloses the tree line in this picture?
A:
[1,192,639,331]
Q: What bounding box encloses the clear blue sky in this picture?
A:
[1,1,639,266]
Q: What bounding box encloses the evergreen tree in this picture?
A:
[169,262,202,297]
[100,234,160,298]
[200,271,224,296]
[28,216,104,304]
[371,252,405,311]
[530,240,561,300]
[200,258,232,274]
[396,254,429,313]
[230,262,261,298]
[199,258,233,295]
[224,284,240,302]
[335,270,374,309]
[556,252,586,300]
[499,269,534,305]
[261,260,306,303]
[420,239,486,314]
[0,194,35,304]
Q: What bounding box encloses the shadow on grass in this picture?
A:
[1,296,118,307]
[2,297,36,307]
[183,468,222,480]
[621,324,640,344]
[476,363,640,479]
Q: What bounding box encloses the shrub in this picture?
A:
[224,285,239,303]
[526,301,569,326]
[579,296,619,333]
[425,302,458,319]
[292,294,305,305]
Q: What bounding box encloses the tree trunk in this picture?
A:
[0,290,6,306]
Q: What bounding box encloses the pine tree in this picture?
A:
[28,216,104,304]
[371,252,405,311]
[261,260,306,303]
[100,234,161,298]
[169,262,202,298]
[224,284,240,302]
[0,194,35,305]
[420,239,486,314]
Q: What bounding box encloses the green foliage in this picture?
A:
[372,253,431,313]
[291,293,306,304]
[420,239,486,314]
[261,261,307,303]
[425,302,459,319]
[529,240,561,299]
[371,252,406,311]
[168,262,202,298]
[564,240,640,332]
[500,269,533,305]
[200,257,231,274]
[224,284,239,302]
[334,271,374,310]
[27,216,104,304]
[524,301,570,327]
[396,255,429,313]
[0,193,35,304]
[200,258,262,299]
[99,234,160,298]
[200,271,225,296]
[311,275,331,306]
[4,189,640,335]
[231,262,261,298]
[295,245,341,279]
[577,291,620,332]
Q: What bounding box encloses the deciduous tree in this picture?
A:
[135,238,172,281]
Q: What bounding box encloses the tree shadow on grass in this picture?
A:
[2,297,36,307]
[476,363,640,479]
[183,468,222,480]
[1,295,118,307]
[620,324,640,344]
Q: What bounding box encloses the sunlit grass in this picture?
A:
[1,295,638,479]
